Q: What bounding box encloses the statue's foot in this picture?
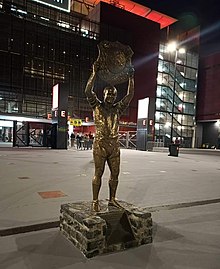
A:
[108,198,124,209]
[91,200,101,212]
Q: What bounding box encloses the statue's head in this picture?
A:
[103,86,117,104]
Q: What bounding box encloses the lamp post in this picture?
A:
[167,42,185,144]
[170,48,178,144]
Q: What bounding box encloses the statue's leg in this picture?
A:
[107,145,122,208]
[92,142,106,211]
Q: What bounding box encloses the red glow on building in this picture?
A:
[87,0,177,28]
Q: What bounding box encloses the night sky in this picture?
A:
[133,0,219,26]
[133,0,220,54]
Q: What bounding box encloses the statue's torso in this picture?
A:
[93,103,120,141]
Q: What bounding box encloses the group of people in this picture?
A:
[70,132,94,150]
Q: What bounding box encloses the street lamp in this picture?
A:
[167,42,185,144]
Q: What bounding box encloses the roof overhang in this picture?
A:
[85,0,177,28]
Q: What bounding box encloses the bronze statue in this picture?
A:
[85,41,134,212]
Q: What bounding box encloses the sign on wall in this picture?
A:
[69,119,82,126]
[137,97,149,119]
[52,84,59,110]
[32,0,71,12]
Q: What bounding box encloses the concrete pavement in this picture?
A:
[0,147,220,268]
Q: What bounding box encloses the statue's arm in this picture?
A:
[120,70,135,107]
[125,73,135,103]
[85,62,98,99]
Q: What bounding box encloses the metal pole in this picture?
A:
[170,49,178,144]
[126,131,129,149]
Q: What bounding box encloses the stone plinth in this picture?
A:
[60,200,152,258]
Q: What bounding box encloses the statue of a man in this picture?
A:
[85,61,134,212]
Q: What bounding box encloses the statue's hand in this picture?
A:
[128,66,135,78]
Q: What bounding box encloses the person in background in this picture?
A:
[70,132,75,147]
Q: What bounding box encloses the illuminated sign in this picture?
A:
[32,0,71,12]
[61,110,66,117]
[137,97,149,119]
[52,84,59,110]
[69,119,82,126]
[47,113,52,119]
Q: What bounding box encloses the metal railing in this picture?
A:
[119,131,137,149]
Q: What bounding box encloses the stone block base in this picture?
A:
[60,200,152,258]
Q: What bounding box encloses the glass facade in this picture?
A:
[0,0,99,119]
[155,43,198,147]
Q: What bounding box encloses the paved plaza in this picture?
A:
[0,147,220,268]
